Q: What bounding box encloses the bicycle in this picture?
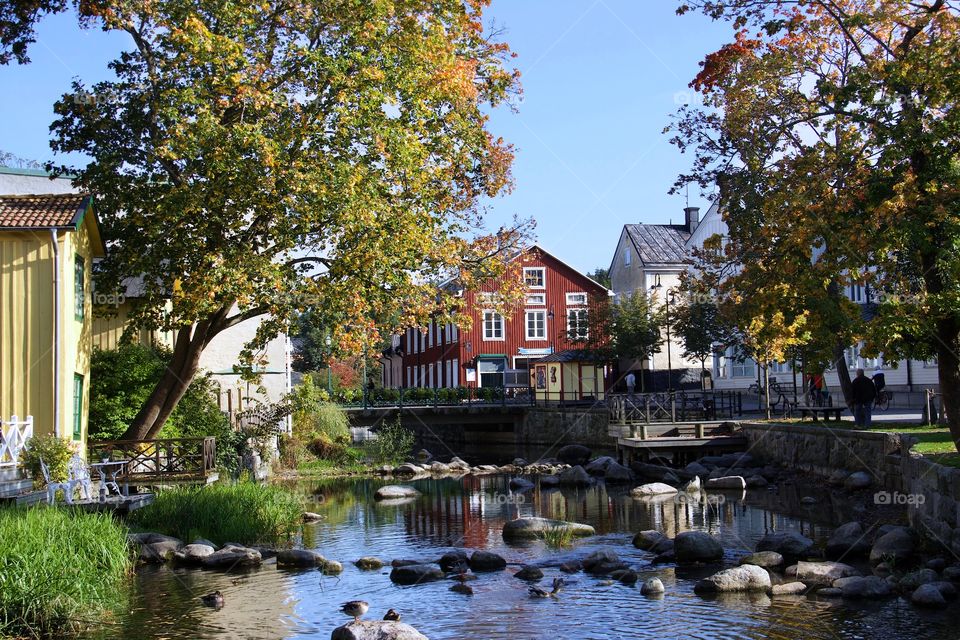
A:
[875,389,893,411]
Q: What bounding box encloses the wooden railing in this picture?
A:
[608,391,741,424]
[88,437,216,482]
[0,415,33,468]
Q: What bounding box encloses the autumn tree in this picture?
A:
[673,1,960,441]
[43,1,528,440]
[672,286,729,379]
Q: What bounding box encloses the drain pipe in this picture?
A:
[50,230,61,437]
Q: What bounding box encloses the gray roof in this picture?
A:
[625,224,691,265]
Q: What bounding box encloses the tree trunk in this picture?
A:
[832,338,853,408]
[120,311,229,440]
[934,314,960,451]
[763,362,771,420]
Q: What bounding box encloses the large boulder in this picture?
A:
[138,538,185,563]
[171,543,214,566]
[787,561,860,587]
[838,576,894,599]
[201,545,262,569]
[705,476,746,490]
[630,461,682,484]
[772,582,808,596]
[389,564,444,585]
[557,444,592,466]
[630,483,678,497]
[375,485,421,500]
[438,551,469,573]
[513,565,543,581]
[756,531,814,561]
[582,549,628,575]
[898,568,940,592]
[277,549,327,569]
[468,551,506,572]
[826,522,870,559]
[585,456,616,475]
[502,517,595,541]
[603,462,633,484]
[912,583,947,608]
[557,465,592,487]
[393,463,425,476]
[632,530,668,551]
[869,528,917,565]
[738,551,783,568]
[331,621,429,640]
[674,531,723,564]
[694,564,771,593]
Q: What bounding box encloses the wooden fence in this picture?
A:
[88,437,216,482]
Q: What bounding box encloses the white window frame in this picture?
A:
[565,292,588,306]
[525,309,547,341]
[566,307,589,340]
[406,366,412,387]
[624,246,631,266]
[523,267,545,289]
[482,310,505,341]
[526,293,546,306]
[428,322,434,348]
[452,358,460,386]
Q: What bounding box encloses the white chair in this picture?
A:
[68,455,93,502]
[40,458,74,505]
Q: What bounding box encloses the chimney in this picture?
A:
[684,206,700,233]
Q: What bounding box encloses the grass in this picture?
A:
[0,506,131,637]
[297,453,371,476]
[542,525,576,549]
[130,479,304,547]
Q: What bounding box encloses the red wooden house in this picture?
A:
[392,246,610,392]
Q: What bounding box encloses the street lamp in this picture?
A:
[325,333,332,394]
[650,276,675,392]
[547,307,555,354]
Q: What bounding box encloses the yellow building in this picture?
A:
[533,349,607,403]
[0,193,106,449]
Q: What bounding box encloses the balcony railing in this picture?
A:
[88,437,216,482]
[0,415,33,468]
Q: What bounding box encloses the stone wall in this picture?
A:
[519,408,610,448]
[740,422,960,556]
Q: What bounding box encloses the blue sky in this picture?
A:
[0,1,729,274]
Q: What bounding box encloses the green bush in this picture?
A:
[0,507,131,636]
[367,418,415,465]
[19,435,76,488]
[89,344,233,456]
[130,479,303,546]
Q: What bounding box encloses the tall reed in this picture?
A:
[0,506,131,636]
[130,479,304,546]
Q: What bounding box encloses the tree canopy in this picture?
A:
[673,1,960,442]
[41,0,527,439]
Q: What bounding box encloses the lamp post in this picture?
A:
[650,275,675,392]
[547,307,555,354]
[325,333,332,394]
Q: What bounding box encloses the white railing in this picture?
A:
[0,415,33,468]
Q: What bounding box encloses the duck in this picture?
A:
[340,600,369,622]
[200,591,225,608]
[383,609,401,621]
[451,583,474,595]
[529,577,564,598]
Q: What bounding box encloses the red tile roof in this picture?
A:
[0,193,91,229]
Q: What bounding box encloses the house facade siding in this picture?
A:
[390,247,609,389]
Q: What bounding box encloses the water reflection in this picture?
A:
[84,476,960,640]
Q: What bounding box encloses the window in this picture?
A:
[769,361,792,375]
[406,366,412,387]
[526,293,546,306]
[724,348,755,378]
[567,308,589,340]
[845,343,881,370]
[523,267,545,288]
[483,311,504,340]
[428,322,434,348]
[566,292,587,305]
[477,292,497,304]
[525,309,546,340]
[72,374,83,440]
[74,256,85,321]
[452,359,460,386]
[849,282,865,303]
[624,246,631,266]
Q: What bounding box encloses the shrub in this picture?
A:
[0,507,131,636]
[19,435,76,488]
[543,525,575,549]
[367,417,415,465]
[89,344,233,466]
[130,479,303,547]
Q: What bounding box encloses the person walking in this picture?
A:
[851,368,877,427]
[625,371,636,394]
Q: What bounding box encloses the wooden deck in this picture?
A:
[614,421,747,466]
[88,437,217,484]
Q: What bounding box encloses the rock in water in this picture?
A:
[772,582,807,596]
[705,476,746,490]
[756,531,814,561]
[674,531,723,563]
[354,557,385,571]
[514,565,544,581]
[738,551,783,568]
[201,545,262,569]
[694,564,771,593]
[603,462,633,483]
[837,576,893,599]
[277,549,327,568]
[469,551,507,572]
[641,577,665,595]
[389,564,444,585]
[331,620,429,640]
[825,522,870,559]
[912,584,947,608]
[503,517,595,541]
[630,483,678,497]
[557,465,592,486]
[869,528,917,565]
[557,444,592,466]
[375,485,421,500]
[787,561,860,587]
